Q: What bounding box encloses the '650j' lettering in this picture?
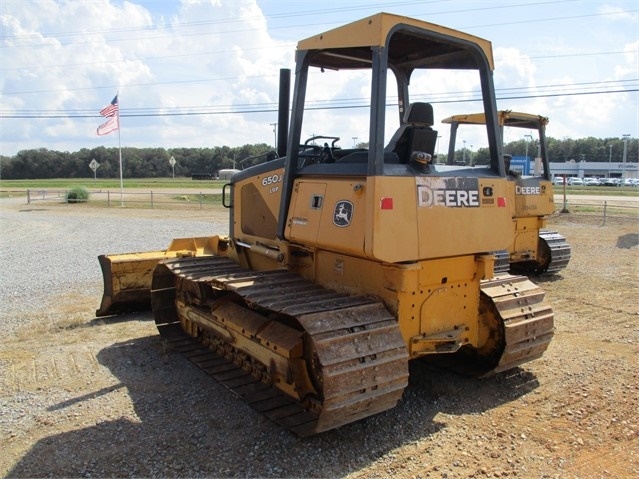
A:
[261,174,282,187]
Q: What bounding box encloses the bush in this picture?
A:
[66,186,89,203]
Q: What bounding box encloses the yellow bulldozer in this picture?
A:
[441,110,571,275]
[97,13,555,436]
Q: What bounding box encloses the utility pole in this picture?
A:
[270,123,277,149]
[524,134,533,160]
[622,134,630,180]
[608,144,612,177]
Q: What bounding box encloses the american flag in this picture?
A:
[99,94,118,117]
[97,116,119,136]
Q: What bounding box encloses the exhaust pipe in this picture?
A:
[277,68,290,158]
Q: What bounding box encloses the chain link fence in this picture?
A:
[19,188,222,210]
[2,189,638,222]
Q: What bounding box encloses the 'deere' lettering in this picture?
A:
[419,187,480,207]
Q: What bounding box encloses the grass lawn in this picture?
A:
[0,178,227,190]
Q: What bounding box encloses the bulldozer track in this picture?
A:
[428,274,555,377]
[508,230,571,276]
[538,230,571,275]
[151,256,409,437]
[480,274,555,375]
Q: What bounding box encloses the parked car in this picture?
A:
[600,178,620,186]
[583,177,601,186]
[621,178,639,187]
[553,176,566,185]
[568,177,584,186]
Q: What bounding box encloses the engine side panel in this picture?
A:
[232,162,285,244]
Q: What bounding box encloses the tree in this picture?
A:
[0,137,635,180]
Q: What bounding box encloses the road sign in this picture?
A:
[89,159,100,181]
[169,156,176,179]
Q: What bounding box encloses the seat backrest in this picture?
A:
[385,102,437,163]
[404,102,434,126]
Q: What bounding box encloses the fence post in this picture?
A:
[27,189,31,204]
[151,191,154,209]
[65,189,69,204]
[200,192,203,209]
[603,201,607,226]
[107,190,111,207]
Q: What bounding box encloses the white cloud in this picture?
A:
[1,1,637,156]
[598,4,637,22]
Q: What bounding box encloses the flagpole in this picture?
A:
[117,91,123,207]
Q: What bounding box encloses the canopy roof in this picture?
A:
[441,111,549,129]
[297,12,494,71]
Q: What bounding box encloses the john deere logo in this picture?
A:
[333,200,353,227]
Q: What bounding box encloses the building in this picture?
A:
[218,168,240,180]
[510,156,638,179]
[549,160,637,179]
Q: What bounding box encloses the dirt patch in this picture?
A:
[1,210,637,478]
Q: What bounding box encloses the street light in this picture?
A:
[524,134,533,161]
[608,144,613,178]
[622,134,630,180]
[462,140,466,164]
[352,137,358,148]
[270,123,277,149]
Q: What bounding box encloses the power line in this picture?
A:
[0,0,439,42]
[3,2,629,55]
[1,1,634,105]
[2,86,636,119]
[2,45,634,74]
[3,68,635,97]
[1,0,578,45]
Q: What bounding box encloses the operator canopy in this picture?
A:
[297,12,494,72]
[442,111,550,129]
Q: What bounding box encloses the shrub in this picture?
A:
[66,186,89,203]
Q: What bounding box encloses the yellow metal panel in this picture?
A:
[313,251,484,357]
[513,179,555,217]
[316,180,367,257]
[414,177,512,259]
[400,256,481,356]
[365,176,419,263]
[297,13,494,69]
[287,181,326,245]
[234,165,285,241]
[511,217,542,261]
[442,111,549,128]
[364,176,513,263]
[288,179,368,257]
[314,250,414,311]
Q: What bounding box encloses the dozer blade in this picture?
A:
[96,236,225,317]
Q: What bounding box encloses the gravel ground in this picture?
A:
[0,196,637,478]
[0,198,226,336]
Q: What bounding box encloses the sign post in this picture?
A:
[89,159,100,182]
[169,156,176,179]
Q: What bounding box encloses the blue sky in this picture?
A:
[1,0,637,158]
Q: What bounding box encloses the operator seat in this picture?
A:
[385,102,438,164]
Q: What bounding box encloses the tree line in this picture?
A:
[0,136,635,180]
[461,136,637,166]
[0,144,271,180]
